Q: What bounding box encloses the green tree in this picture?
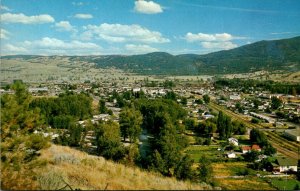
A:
[99,99,107,114]
[95,121,125,161]
[250,128,268,147]
[203,94,210,104]
[119,107,143,143]
[181,97,187,105]
[217,111,226,139]
[174,155,195,180]
[68,124,83,147]
[271,96,282,110]
[197,155,213,183]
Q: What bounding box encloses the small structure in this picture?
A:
[242,146,251,154]
[241,144,261,153]
[251,144,261,152]
[272,157,298,173]
[228,137,239,146]
[226,152,237,159]
[283,129,300,142]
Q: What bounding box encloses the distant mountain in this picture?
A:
[92,36,300,75]
[196,36,300,74]
[2,36,300,75]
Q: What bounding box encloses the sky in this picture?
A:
[1,0,300,55]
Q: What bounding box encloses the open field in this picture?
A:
[222,71,300,83]
[1,57,214,85]
[270,178,300,190]
[214,178,275,190]
[185,145,223,162]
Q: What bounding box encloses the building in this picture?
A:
[283,129,300,142]
[249,112,276,124]
[241,144,261,153]
[272,157,298,173]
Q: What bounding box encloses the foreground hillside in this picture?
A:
[35,144,212,190]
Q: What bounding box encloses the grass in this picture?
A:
[36,144,213,190]
[270,178,300,190]
[213,162,248,177]
[214,178,275,190]
[185,145,223,162]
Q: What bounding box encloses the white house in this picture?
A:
[274,157,298,173]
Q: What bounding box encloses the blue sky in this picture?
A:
[1,0,300,55]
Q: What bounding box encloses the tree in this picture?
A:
[271,96,282,110]
[95,121,125,161]
[217,111,225,139]
[195,99,203,104]
[181,97,187,105]
[250,128,268,147]
[119,107,143,143]
[197,155,213,183]
[203,94,210,104]
[174,155,195,180]
[68,124,83,147]
[263,143,276,155]
[99,99,107,114]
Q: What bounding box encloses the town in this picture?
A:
[2,77,299,190]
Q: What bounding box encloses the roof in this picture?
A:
[252,144,261,150]
[277,157,297,166]
[242,146,251,151]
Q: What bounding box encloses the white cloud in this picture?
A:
[2,37,102,55]
[1,13,54,24]
[2,44,27,54]
[24,37,100,50]
[0,29,10,39]
[74,14,93,19]
[81,23,170,43]
[55,21,76,32]
[125,44,158,54]
[201,41,238,50]
[72,2,84,6]
[185,32,241,50]
[134,0,163,14]
[185,32,234,42]
[0,5,11,11]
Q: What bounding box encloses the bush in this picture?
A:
[38,170,67,190]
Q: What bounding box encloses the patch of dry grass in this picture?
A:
[215,178,275,190]
[37,144,212,190]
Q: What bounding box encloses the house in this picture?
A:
[283,129,300,142]
[241,144,261,153]
[251,144,261,152]
[228,137,239,146]
[242,146,251,154]
[272,157,298,173]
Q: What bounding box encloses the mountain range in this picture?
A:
[2,36,300,75]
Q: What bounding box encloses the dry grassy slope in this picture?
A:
[38,144,212,190]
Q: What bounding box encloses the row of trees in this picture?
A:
[215,78,299,95]
[29,91,92,128]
